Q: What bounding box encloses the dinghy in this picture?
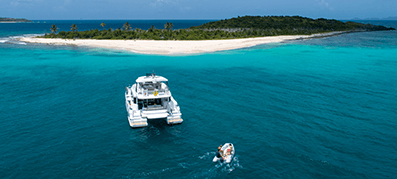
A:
[213,143,235,163]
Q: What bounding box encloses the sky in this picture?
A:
[0,0,396,20]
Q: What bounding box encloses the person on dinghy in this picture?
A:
[216,145,223,158]
[214,143,234,163]
[213,145,225,162]
[223,144,233,159]
[227,144,233,154]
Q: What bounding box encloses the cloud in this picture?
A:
[319,0,329,7]
[52,0,71,12]
[317,0,334,10]
[9,0,43,6]
[150,0,166,7]
[149,0,178,7]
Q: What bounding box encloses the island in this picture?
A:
[0,17,32,23]
[19,16,395,54]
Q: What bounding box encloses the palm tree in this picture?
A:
[168,23,174,39]
[164,22,169,31]
[100,22,106,30]
[149,25,155,32]
[71,24,77,32]
[164,22,174,31]
[123,22,131,31]
[50,24,58,34]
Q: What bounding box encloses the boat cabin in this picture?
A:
[134,73,172,111]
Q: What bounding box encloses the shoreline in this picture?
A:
[0,21,32,23]
[19,31,347,55]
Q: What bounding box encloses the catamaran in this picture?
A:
[125,73,183,128]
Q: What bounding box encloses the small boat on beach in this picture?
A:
[213,143,235,163]
[125,73,183,128]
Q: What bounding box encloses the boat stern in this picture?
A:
[127,109,148,128]
[128,116,148,128]
[166,114,183,125]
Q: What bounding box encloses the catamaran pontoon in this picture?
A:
[125,73,183,128]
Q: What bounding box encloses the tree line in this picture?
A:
[0,17,32,22]
[43,16,395,40]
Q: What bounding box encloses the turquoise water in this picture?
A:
[1,21,397,178]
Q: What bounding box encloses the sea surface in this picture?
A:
[1,20,396,178]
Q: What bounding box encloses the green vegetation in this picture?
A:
[164,22,173,31]
[0,17,32,22]
[100,22,106,30]
[71,24,77,32]
[50,24,58,34]
[123,22,131,31]
[41,16,395,40]
[191,16,394,31]
[149,25,155,32]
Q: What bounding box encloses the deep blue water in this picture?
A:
[1,21,397,178]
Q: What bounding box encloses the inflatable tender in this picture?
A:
[213,143,235,163]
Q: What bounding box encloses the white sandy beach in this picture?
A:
[19,31,345,54]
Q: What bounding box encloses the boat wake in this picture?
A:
[198,151,215,159]
[133,167,176,178]
[215,155,243,173]
[197,151,243,176]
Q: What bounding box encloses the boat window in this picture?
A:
[147,99,154,106]
[164,81,169,90]
[141,82,155,90]
[138,99,143,109]
[134,98,137,104]
[155,98,161,105]
[140,99,163,106]
[155,82,161,89]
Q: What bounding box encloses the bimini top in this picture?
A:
[136,73,168,83]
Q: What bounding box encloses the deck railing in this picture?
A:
[138,88,170,96]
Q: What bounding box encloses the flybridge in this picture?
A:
[135,73,168,83]
[135,73,171,99]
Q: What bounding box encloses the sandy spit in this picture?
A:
[19,31,345,55]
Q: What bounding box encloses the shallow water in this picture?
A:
[1,21,397,178]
